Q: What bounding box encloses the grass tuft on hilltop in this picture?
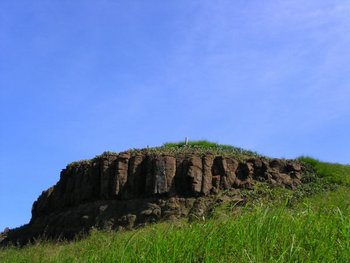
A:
[162,140,260,156]
[128,140,262,159]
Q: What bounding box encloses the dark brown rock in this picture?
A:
[222,157,239,189]
[164,155,176,195]
[269,159,287,172]
[250,158,269,181]
[144,155,176,195]
[153,157,167,194]
[211,156,239,190]
[174,155,189,195]
[100,154,118,199]
[212,157,226,190]
[123,154,144,198]
[113,152,130,197]
[119,214,136,230]
[286,161,302,172]
[187,156,203,195]
[4,151,307,247]
[0,228,10,247]
[202,155,214,195]
[235,162,254,188]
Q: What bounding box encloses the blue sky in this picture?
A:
[1,0,350,230]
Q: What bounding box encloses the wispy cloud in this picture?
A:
[148,0,350,137]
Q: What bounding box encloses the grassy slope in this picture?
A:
[1,151,350,262]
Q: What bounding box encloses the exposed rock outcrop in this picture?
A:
[1,151,306,246]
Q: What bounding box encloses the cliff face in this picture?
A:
[32,152,303,219]
[3,151,305,246]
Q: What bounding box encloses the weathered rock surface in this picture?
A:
[1,152,306,246]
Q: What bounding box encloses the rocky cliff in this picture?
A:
[1,148,306,246]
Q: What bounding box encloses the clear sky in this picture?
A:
[1,0,350,231]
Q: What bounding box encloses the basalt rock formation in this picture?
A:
[2,149,306,246]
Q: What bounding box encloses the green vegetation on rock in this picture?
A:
[162,140,261,157]
[126,140,262,160]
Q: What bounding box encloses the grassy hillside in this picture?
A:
[1,156,350,262]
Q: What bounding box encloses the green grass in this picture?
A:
[163,140,241,150]
[162,140,260,156]
[134,140,262,159]
[2,157,350,262]
[299,156,350,186]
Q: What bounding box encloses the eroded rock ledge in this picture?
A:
[2,152,305,246]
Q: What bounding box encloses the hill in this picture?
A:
[1,141,350,262]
